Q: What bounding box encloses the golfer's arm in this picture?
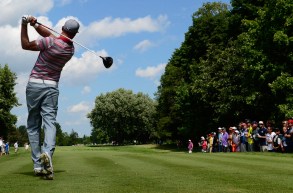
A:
[34,25,55,38]
[21,24,38,51]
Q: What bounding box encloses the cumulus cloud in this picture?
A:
[82,86,91,95]
[67,101,91,113]
[80,15,170,44]
[135,63,166,79]
[61,49,111,84]
[0,0,54,26]
[134,40,154,52]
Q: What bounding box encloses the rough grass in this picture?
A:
[0,145,292,193]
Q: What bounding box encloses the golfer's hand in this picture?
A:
[22,15,35,25]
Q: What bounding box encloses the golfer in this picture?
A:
[21,15,79,180]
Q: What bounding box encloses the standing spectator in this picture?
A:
[246,121,254,152]
[266,126,276,152]
[0,137,3,156]
[228,127,233,152]
[14,141,19,153]
[188,140,193,153]
[5,142,9,155]
[273,128,283,152]
[251,121,260,152]
[257,121,268,152]
[212,132,218,152]
[198,137,207,153]
[221,128,229,152]
[217,127,223,152]
[284,119,293,152]
[240,123,247,152]
[1,140,5,155]
[208,133,214,153]
[232,130,240,152]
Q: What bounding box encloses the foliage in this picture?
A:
[157,0,293,141]
[1,146,293,193]
[88,88,157,144]
[0,64,19,139]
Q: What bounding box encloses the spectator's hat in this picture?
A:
[235,130,239,133]
[259,121,264,124]
[288,119,293,124]
[201,136,205,140]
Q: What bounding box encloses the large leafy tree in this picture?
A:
[157,0,293,141]
[156,2,230,140]
[0,64,19,139]
[88,88,157,144]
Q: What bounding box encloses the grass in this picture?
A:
[0,145,293,193]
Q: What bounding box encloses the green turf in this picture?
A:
[0,145,292,193]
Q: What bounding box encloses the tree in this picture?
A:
[156,0,293,141]
[156,2,230,140]
[88,88,157,144]
[68,129,79,146]
[0,64,19,139]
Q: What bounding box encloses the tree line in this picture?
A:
[1,0,292,145]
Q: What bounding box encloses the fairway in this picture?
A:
[0,145,292,193]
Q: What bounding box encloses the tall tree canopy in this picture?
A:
[156,0,293,141]
[0,64,19,139]
[88,88,157,144]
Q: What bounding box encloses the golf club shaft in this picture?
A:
[36,22,100,58]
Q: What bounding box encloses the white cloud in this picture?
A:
[82,86,91,95]
[61,49,112,84]
[0,0,54,26]
[80,15,170,43]
[14,72,30,105]
[135,63,166,79]
[134,40,154,52]
[67,101,91,113]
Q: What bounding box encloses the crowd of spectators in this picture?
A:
[198,119,293,153]
[0,137,20,156]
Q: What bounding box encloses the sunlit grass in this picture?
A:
[0,145,292,193]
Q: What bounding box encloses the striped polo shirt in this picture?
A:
[29,36,75,82]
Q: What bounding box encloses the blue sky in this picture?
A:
[0,0,230,136]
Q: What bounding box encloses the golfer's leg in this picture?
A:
[41,86,59,158]
[26,83,43,169]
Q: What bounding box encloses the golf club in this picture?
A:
[35,21,113,68]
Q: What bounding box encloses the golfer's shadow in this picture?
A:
[17,170,66,176]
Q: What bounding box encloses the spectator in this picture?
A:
[232,130,240,152]
[266,126,276,152]
[0,137,3,156]
[221,128,229,152]
[5,142,9,155]
[228,127,234,152]
[251,121,260,152]
[217,128,223,152]
[257,121,267,152]
[284,119,293,152]
[212,132,218,152]
[246,120,254,152]
[14,141,19,153]
[198,137,207,153]
[1,140,5,155]
[273,128,283,152]
[282,127,289,153]
[208,133,214,153]
[240,123,247,152]
[188,140,193,153]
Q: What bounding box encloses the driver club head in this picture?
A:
[100,56,113,68]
